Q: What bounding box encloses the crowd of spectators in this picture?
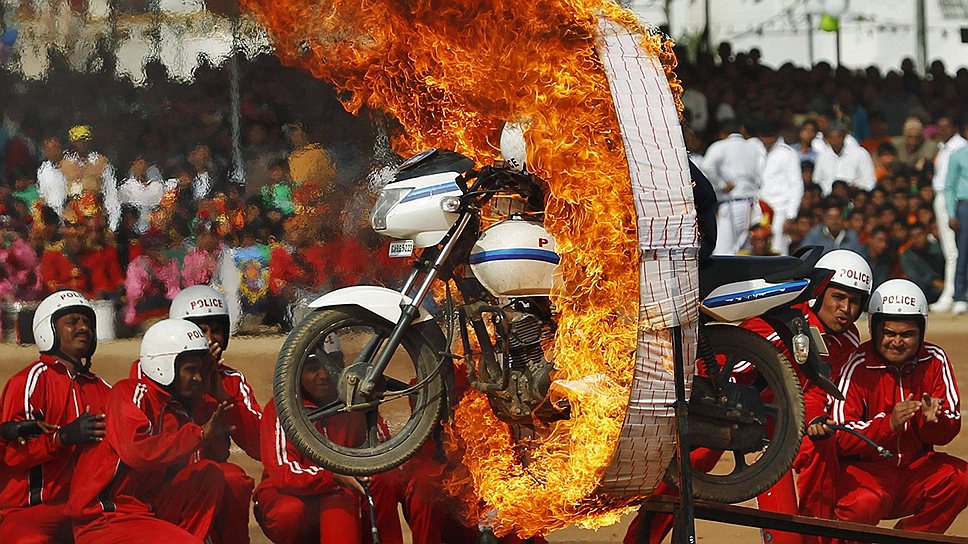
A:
[2,43,968,341]
[0,53,408,338]
[685,42,968,313]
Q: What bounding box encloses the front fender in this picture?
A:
[307,285,458,413]
[307,285,434,324]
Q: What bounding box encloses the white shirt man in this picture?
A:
[119,175,166,234]
[812,124,876,195]
[702,128,762,255]
[758,136,802,255]
[929,118,967,311]
[37,160,68,218]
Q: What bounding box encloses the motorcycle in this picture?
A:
[272,147,840,503]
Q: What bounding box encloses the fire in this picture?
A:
[243,0,682,536]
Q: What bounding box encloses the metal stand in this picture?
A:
[671,326,696,544]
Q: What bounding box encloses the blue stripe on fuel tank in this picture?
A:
[703,279,809,309]
[399,181,461,203]
[469,248,561,265]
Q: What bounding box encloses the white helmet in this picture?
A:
[500,122,528,174]
[32,290,97,358]
[139,319,210,386]
[816,249,873,295]
[169,285,231,349]
[868,279,928,317]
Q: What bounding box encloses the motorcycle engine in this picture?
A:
[487,300,563,425]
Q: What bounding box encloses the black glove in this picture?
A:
[0,420,45,442]
[58,412,102,445]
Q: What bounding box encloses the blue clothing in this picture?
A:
[944,145,968,219]
[801,225,865,255]
[954,201,968,302]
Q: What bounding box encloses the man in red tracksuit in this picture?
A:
[829,279,968,537]
[169,284,261,544]
[255,352,407,544]
[0,290,110,543]
[69,319,233,544]
[625,249,873,544]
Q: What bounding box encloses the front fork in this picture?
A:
[358,213,474,396]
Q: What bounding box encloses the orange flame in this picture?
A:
[243,0,682,536]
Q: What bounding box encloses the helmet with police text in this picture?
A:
[867,278,928,343]
[32,290,97,359]
[169,285,231,350]
[817,249,873,296]
[500,121,528,174]
[139,319,210,386]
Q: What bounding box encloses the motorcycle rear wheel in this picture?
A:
[667,324,805,504]
[273,306,444,476]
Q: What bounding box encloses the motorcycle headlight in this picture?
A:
[371,187,412,231]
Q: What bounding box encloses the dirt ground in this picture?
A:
[1,314,966,542]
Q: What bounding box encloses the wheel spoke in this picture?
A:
[385,376,411,392]
[306,400,346,423]
[763,403,779,414]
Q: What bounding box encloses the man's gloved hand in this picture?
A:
[1,420,57,444]
[57,408,106,445]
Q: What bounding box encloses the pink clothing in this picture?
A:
[0,238,43,302]
[182,247,222,287]
[123,254,181,325]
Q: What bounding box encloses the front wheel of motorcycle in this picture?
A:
[667,324,805,504]
[273,306,444,476]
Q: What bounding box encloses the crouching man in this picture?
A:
[69,319,233,544]
[830,279,968,534]
[0,290,110,543]
[254,352,405,544]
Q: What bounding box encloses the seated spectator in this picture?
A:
[899,223,945,303]
[40,215,92,295]
[873,142,899,182]
[830,280,968,534]
[787,210,814,255]
[253,353,405,544]
[864,226,897,289]
[188,143,220,200]
[212,183,246,237]
[119,155,166,233]
[182,220,226,287]
[737,225,777,256]
[802,198,864,254]
[69,319,232,544]
[123,228,181,327]
[0,213,42,302]
[233,227,272,319]
[261,159,295,216]
[801,160,815,188]
[11,169,40,212]
[800,182,822,214]
[892,116,937,172]
[269,214,330,299]
[860,110,892,155]
[115,205,143,271]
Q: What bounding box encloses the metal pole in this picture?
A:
[807,14,815,67]
[672,326,696,544]
[835,23,842,68]
[704,0,711,53]
[229,17,245,186]
[916,0,927,73]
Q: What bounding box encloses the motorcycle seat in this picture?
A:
[699,248,822,301]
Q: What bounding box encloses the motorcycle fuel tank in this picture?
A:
[469,218,561,297]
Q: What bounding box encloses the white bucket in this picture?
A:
[92,300,117,342]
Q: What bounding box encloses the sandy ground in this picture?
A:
[1,314,967,542]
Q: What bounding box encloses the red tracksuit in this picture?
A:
[624,302,861,544]
[254,399,404,544]
[0,355,111,543]
[829,341,968,536]
[68,378,226,544]
[130,360,261,543]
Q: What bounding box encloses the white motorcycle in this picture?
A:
[273,147,839,503]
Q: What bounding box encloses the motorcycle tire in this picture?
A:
[667,324,805,504]
[274,306,444,476]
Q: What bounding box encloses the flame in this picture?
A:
[243,0,682,536]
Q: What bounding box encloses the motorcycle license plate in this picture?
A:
[388,240,414,258]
